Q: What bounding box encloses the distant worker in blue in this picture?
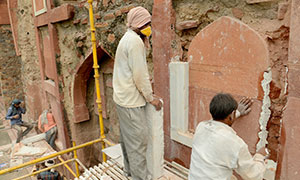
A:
[5,99,33,143]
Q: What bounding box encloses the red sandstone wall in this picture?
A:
[153,0,290,168]
[0,25,24,109]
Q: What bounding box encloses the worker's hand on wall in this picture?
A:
[150,95,163,111]
[236,97,252,118]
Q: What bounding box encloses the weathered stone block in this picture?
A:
[232,8,244,19]
[94,14,101,20]
[95,22,109,28]
[176,20,199,31]
[278,97,300,179]
[103,13,115,21]
[278,2,289,20]
[288,0,300,65]
[287,68,300,98]
[102,0,109,7]
[107,33,115,43]
[246,0,275,4]
[114,10,122,17]
[0,2,10,24]
[81,18,88,25]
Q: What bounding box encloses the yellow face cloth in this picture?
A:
[140,26,152,37]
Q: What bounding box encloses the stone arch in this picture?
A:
[188,16,269,153]
[73,46,113,123]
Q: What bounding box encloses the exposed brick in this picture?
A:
[94,14,101,20]
[76,41,84,48]
[103,13,115,21]
[232,8,244,20]
[120,5,135,14]
[0,25,24,108]
[107,33,115,43]
[103,0,109,7]
[176,20,199,31]
[81,18,88,25]
[287,68,300,98]
[73,19,80,25]
[278,2,289,20]
[114,10,122,17]
[269,81,281,99]
[95,22,109,28]
[246,0,274,4]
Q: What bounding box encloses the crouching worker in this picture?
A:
[37,159,62,180]
[5,99,33,143]
[189,93,269,180]
[38,110,58,149]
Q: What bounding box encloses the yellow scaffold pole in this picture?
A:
[87,0,107,162]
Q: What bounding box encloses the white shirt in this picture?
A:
[113,29,153,108]
[189,120,266,180]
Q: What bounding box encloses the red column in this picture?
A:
[277,0,300,179]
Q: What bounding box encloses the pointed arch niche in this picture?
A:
[73,46,114,123]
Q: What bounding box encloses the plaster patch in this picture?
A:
[284,66,288,95]
[256,70,272,152]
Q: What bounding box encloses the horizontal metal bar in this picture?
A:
[0,138,103,175]
[13,158,75,180]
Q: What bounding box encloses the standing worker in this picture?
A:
[5,99,33,143]
[188,93,268,180]
[113,6,162,180]
[38,109,58,149]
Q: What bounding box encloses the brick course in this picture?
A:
[0,25,23,109]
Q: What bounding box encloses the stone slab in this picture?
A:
[187,16,269,153]
[188,16,269,98]
[43,35,57,80]
[0,2,10,25]
[36,4,74,27]
[288,0,300,66]
[277,97,300,179]
[146,103,164,179]
[7,0,20,55]
[286,68,300,98]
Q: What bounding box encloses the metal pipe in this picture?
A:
[75,158,89,172]
[73,141,80,177]
[87,0,107,162]
[0,138,103,175]
[103,138,115,147]
[13,158,75,180]
[58,156,77,178]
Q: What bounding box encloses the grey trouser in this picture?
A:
[116,104,148,180]
[11,122,33,143]
[46,126,57,149]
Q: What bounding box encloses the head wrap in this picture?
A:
[127,6,151,29]
[12,99,21,105]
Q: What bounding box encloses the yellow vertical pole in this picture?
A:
[73,141,80,177]
[87,0,107,162]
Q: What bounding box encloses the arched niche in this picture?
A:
[73,46,114,123]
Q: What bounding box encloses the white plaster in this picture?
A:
[284,66,288,95]
[264,159,277,180]
[169,62,193,148]
[146,103,164,179]
[256,70,272,152]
